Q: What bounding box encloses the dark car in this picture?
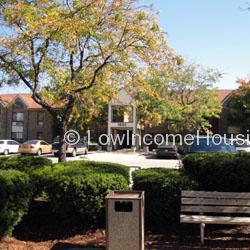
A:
[181,136,236,154]
[156,143,180,159]
[52,136,88,157]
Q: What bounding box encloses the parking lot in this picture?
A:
[1,150,182,169]
[81,150,181,169]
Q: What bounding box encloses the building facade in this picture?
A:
[211,89,234,135]
[107,89,138,151]
[0,94,54,143]
[0,89,235,147]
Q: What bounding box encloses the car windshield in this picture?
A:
[189,138,236,153]
[158,143,175,148]
[23,140,38,145]
[0,141,4,144]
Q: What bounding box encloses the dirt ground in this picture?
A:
[2,201,250,250]
[2,226,250,250]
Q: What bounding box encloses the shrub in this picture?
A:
[183,152,250,192]
[132,168,196,231]
[32,162,129,226]
[0,170,32,238]
[0,156,52,173]
[58,160,130,183]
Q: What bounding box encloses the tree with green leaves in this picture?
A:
[0,0,174,161]
[135,64,222,133]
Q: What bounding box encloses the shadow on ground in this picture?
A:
[145,225,250,249]
[13,200,103,242]
[10,201,250,249]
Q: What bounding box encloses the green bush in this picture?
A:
[183,152,250,192]
[32,162,129,226]
[0,170,32,238]
[132,168,196,231]
[0,156,52,173]
[58,160,130,183]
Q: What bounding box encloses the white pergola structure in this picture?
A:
[107,89,138,151]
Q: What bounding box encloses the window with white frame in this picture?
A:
[11,112,24,140]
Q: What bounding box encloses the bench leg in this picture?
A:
[200,223,205,245]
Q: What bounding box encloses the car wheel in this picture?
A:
[3,149,9,155]
[37,149,42,156]
[71,149,76,157]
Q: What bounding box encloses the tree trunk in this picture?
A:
[58,124,67,162]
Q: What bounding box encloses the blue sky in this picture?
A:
[142,0,250,89]
[1,0,250,93]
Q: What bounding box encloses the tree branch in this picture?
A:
[0,55,57,117]
[0,55,34,90]
[74,54,112,93]
[70,52,75,81]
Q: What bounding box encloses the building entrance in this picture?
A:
[112,129,133,150]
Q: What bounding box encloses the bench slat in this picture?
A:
[180,215,250,225]
[182,190,250,199]
[181,205,250,214]
[182,198,250,206]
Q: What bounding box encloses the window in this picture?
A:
[112,105,133,123]
[40,140,48,145]
[12,112,24,121]
[12,112,24,140]
[7,140,19,145]
[13,98,25,109]
[37,132,43,140]
[11,132,23,140]
[37,112,44,126]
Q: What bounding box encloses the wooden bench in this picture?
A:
[180,190,250,244]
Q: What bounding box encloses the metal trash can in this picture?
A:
[106,191,144,250]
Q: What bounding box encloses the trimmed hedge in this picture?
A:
[57,160,130,183]
[132,168,196,231]
[0,156,52,173]
[32,161,129,226]
[183,152,250,192]
[0,170,32,238]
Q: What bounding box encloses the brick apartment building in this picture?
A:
[0,94,54,143]
[0,89,235,145]
[211,89,234,135]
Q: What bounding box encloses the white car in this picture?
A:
[0,140,20,155]
[231,139,250,153]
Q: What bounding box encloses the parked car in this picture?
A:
[19,140,52,155]
[0,139,19,155]
[180,136,237,154]
[231,139,250,152]
[156,143,180,159]
[52,136,88,157]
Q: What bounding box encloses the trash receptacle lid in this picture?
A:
[106,191,144,200]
